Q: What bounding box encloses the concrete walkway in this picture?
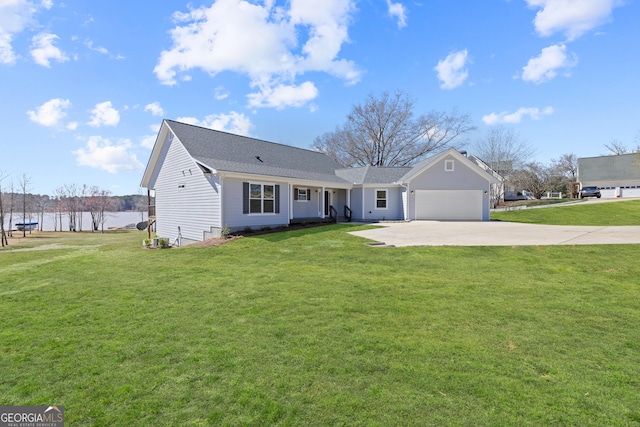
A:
[349,221,640,247]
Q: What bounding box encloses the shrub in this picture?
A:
[221,224,230,239]
[243,226,253,234]
[157,238,170,249]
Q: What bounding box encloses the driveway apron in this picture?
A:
[349,221,640,247]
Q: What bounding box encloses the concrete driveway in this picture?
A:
[349,221,640,247]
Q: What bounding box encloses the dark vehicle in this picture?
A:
[580,186,601,199]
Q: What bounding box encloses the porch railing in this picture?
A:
[148,204,156,218]
[329,205,338,223]
[344,206,352,222]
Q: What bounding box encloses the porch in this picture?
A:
[290,186,352,224]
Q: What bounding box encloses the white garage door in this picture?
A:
[415,190,483,220]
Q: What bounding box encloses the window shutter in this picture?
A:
[294,188,298,201]
[275,185,280,213]
[307,189,311,200]
[243,182,249,214]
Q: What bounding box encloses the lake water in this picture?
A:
[3,211,148,232]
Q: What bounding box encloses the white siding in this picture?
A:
[155,136,221,243]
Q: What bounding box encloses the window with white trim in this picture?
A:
[375,189,388,209]
[249,183,275,214]
[296,188,309,201]
[445,159,455,172]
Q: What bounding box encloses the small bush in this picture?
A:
[243,226,253,234]
[260,226,272,231]
[158,238,170,249]
[221,224,230,239]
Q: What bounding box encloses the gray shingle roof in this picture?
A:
[336,166,412,184]
[166,120,350,184]
[578,153,640,182]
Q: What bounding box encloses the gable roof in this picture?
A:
[141,120,498,189]
[143,120,351,185]
[578,153,640,182]
[397,148,500,184]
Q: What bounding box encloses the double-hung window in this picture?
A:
[375,189,388,209]
[296,188,309,201]
[249,183,275,214]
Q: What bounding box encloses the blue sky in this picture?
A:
[1,0,638,196]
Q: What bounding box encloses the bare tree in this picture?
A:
[313,91,475,167]
[472,126,535,205]
[18,174,32,237]
[7,181,15,238]
[551,153,578,197]
[61,184,81,231]
[54,187,66,232]
[0,171,8,247]
[86,186,112,233]
[604,138,631,155]
[510,162,554,199]
[34,195,50,231]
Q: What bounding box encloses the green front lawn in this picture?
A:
[491,199,640,225]
[1,213,639,425]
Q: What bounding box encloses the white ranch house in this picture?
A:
[141,120,499,245]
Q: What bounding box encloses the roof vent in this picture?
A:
[459,150,467,157]
[256,156,263,162]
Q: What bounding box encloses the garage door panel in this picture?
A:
[415,190,482,220]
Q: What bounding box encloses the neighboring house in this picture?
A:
[578,153,640,198]
[140,120,498,245]
[468,155,505,207]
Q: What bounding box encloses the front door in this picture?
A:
[324,190,332,216]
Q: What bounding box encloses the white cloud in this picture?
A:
[525,0,621,41]
[482,106,554,125]
[434,49,470,90]
[0,0,36,64]
[73,136,144,173]
[30,32,69,67]
[140,135,157,149]
[144,102,164,117]
[140,124,162,149]
[154,0,360,109]
[88,101,120,127]
[27,98,71,127]
[521,44,577,84]
[84,39,109,55]
[214,86,229,100]
[247,81,318,109]
[40,0,53,9]
[176,112,253,136]
[386,0,407,29]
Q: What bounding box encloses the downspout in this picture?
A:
[400,183,409,221]
[361,186,365,221]
[289,183,293,224]
[219,175,224,230]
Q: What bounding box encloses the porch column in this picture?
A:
[289,184,294,221]
[320,186,325,218]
